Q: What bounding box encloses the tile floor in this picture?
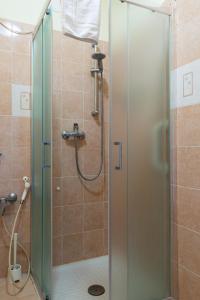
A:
[52,255,109,300]
[0,276,41,300]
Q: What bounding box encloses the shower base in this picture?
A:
[52,256,109,300]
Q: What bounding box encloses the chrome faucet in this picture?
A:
[62,123,85,140]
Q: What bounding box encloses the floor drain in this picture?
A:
[88,284,105,296]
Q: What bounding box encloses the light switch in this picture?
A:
[183,72,193,97]
[20,92,30,110]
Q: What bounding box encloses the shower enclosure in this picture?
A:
[31,1,172,300]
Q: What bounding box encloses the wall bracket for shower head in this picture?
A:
[62,123,85,140]
[91,52,106,74]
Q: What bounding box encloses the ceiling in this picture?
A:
[0,0,48,24]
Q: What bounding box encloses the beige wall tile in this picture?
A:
[0,116,12,146]
[83,175,104,203]
[83,229,104,259]
[61,61,84,92]
[53,146,62,177]
[175,16,200,68]
[0,147,12,179]
[84,120,101,149]
[61,90,83,119]
[84,202,104,231]
[63,233,83,264]
[0,245,8,278]
[62,176,83,205]
[10,146,29,179]
[83,149,102,176]
[177,147,200,188]
[53,177,63,207]
[62,205,83,235]
[12,117,30,146]
[12,35,31,55]
[176,186,200,233]
[61,36,84,64]
[177,105,200,146]
[12,53,30,85]
[53,31,62,60]
[52,118,61,146]
[53,237,63,266]
[53,59,62,91]
[53,207,63,238]
[52,90,62,119]
[178,225,200,275]
[179,265,200,300]
[61,145,83,177]
[176,0,200,27]
[0,50,11,82]
[0,27,12,51]
[0,82,11,115]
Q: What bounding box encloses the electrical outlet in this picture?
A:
[20,92,30,110]
[12,84,31,117]
[183,72,193,97]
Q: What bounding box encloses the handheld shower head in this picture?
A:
[92,52,106,72]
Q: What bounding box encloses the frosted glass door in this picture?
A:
[110,2,170,300]
[31,10,52,299]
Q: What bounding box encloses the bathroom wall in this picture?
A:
[0,0,109,42]
[0,20,32,278]
[52,31,109,265]
[172,1,200,299]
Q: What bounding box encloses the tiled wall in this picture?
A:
[0,20,31,278]
[172,1,200,299]
[52,31,109,265]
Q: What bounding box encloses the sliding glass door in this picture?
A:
[31,9,52,299]
[110,1,170,299]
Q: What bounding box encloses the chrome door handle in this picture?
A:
[114,142,122,170]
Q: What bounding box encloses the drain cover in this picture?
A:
[88,284,105,296]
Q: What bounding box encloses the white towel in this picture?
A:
[62,0,101,44]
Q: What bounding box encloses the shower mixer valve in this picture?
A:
[62,123,85,140]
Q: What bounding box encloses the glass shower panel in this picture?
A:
[110,1,170,300]
[42,11,52,298]
[127,5,170,300]
[31,23,43,288]
[31,10,52,299]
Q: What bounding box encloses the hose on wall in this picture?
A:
[1,178,31,296]
[74,72,104,181]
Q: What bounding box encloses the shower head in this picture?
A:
[92,52,106,72]
[92,52,106,60]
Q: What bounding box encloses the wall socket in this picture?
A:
[183,72,193,97]
[12,84,31,117]
[20,92,31,110]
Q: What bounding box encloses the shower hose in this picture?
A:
[2,197,30,296]
[75,72,104,181]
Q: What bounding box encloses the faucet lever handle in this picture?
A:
[73,123,79,131]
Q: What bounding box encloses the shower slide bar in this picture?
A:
[120,0,172,16]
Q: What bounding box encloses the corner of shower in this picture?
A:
[31,1,173,300]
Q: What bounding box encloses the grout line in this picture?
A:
[178,264,200,280]
[172,184,200,191]
[173,222,200,237]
